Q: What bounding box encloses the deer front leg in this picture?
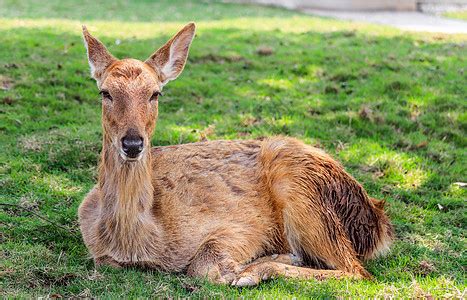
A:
[232,261,355,287]
[95,255,123,268]
[186,243,241,284]
[250,253,303,266]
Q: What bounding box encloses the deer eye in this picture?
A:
[150,91,162,102]
[99,90,112,101]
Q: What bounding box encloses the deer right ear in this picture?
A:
[82,25,116,83]
[145,23,196,86]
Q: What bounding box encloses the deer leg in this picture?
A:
[187,242,241,284]
[232,261,353,287]
[281,193,372,279]
[95,255,123,268]
[248,253,303,266]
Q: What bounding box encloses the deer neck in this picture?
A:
[97,134,162,262]
[98,135,154,215]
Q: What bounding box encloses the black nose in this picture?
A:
[121,135,144,158]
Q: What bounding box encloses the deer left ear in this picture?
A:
[145,23,196,86]
[82,25,116,84]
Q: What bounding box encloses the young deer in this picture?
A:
[78,23,393,286]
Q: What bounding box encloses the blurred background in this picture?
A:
[235,0,467,33]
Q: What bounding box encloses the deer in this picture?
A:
[78,22,394,286]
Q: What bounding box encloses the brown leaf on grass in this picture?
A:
[87,270,104,281]
[0,75,14,91]
[335,140,346,153]
[342,30,356,37]
[256,46,273,56]
[418,260,436,275]
[411,280,434,299]
[359,105,374,121]
[241,116,260,127]
[359,105,385,124]
[226,54,244,62]
[416,141,428,149]
[78,288,92,298]
[19,194,39,211]
[57,92,66,100]
[198,124,216,142]
[381,185,392,194]
[4,63,19,69]
[307,107,322,116]
[410,110,421,122]
[182,283,200,293]
[359,164,385,180]
[194,53,246,64]
[73,95,83,103]
[0,268,15,276]
[433,34,446,41]
[359,164,378,173]
[324,85,339,94]
[372,171,385,180]
[2,96,14,105]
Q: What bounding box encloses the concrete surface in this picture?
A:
[238,0,417,11]
[303,10,467,34]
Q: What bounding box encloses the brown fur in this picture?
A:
[78,23,394,286]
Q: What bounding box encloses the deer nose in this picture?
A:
[121,135,144,158]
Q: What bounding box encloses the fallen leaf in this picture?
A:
[359,105,374,121]
[2,97,14,105]
[241,116,259,127]
[416,141,428,149]
[418,260,436,275]
[256,46,273,56]
[324,85,339,94]
[4,63,18,69]
[199,124,215,141]
[0,75,14,91]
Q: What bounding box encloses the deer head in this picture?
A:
[82,23,196,162]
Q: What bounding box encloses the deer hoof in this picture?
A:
[232,275,259,287]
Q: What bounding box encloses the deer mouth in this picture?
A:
[119,148,145,162]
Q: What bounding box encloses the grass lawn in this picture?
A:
[1,0,466,298]
[444,10,467,21]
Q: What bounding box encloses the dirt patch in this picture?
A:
[30,269,77,288]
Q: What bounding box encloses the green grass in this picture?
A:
[444,10,467,21]
[1,0,466,298]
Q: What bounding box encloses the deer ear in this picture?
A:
[145,22,196,86]
[82,25,116,83]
